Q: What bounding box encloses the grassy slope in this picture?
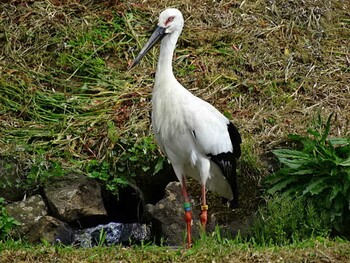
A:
[0,0,350,260]
[1,0,349,165]
[1,0,349,219]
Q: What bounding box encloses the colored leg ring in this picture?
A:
[201,205,208,211]
[184,202,192,212]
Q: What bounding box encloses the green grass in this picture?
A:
[251,195,331,246]
[1,236,350,263]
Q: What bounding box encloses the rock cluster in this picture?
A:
[1,159,250,246]
[2,170,149,246]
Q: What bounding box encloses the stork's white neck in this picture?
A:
[155,31,180,82]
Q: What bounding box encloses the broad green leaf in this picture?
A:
[281,185,304,197]
[302,178,329,195]
[288,133,305,141]
[264,172,285,184]
[288,168,315,175]
[273,149,312,168]
[307,128,320,138]
[336,144,350,156]
[328,137,350,145]
[338,157,350,167]
[278,158,306,169]
[330,184,342,201]
[273,149,310,159]
[314,143,334,159]
[267,176,299,194]
[153,157,165,175]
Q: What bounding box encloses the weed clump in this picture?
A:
[251,195,331,245]
[265,114,350,237]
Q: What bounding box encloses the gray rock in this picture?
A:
[5,194,48,237]
[44,173,107,222]
[26,215,74,245]
[73,222,150,248]
[220,216,254,239]
[147,181,215,246]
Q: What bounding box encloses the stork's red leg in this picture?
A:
[200,184,208,230]
[181,176,192,248]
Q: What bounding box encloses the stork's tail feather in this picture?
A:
[209,122,241,208]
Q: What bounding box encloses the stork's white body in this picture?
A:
[152,70,234,200]
[130,8,241,247]
[150,10,236,200]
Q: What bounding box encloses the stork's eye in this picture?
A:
[165,16,175,26]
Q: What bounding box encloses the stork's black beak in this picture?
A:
[129,26,167,69]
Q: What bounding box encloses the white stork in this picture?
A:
[129,8,241,248]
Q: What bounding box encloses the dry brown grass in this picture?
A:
[120,0,350,157]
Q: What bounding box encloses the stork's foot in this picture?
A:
[184,202,192,248]
[200,205,208,230]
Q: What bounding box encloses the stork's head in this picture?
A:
[158,8,184,34]
[129,8,184,69]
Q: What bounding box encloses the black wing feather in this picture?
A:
[207,122,241,208]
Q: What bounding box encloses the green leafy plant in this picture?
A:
[0,198,20,240]
[114,136,165,178]
[86,159,129,195]
[251,195,331,245]
[86,136,166,195]
[26,152,65,190]
[266,114,350,233]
